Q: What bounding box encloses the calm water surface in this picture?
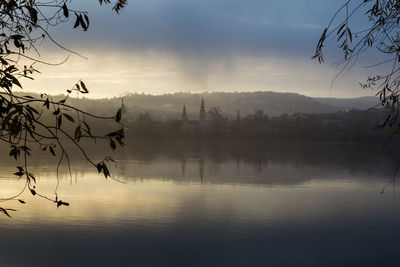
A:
[0,143,399,266]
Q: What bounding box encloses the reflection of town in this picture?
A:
[2,141,395,186]
[180,156,204,182]
[106,141,395,186]
[127,97,391,142]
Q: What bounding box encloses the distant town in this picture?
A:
[125,97,390,142]
[17,91,389,143]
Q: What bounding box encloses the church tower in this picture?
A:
[182,104,188,122]
[199,98,206,126]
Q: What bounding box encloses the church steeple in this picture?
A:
[182,104,188,122]
[199,98,206,126]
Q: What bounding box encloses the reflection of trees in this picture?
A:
[113,140,396,179]
[198,157,205,182]
[181,157,187,176]
[16,140,394,187]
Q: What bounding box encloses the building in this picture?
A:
[182,104,188,122]
[199,98,206,126]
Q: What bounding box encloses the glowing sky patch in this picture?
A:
[19,0,380,98]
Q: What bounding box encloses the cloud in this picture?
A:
[24,0,376,98]
[51,0,337,58]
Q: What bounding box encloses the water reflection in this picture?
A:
[0,142,398,266]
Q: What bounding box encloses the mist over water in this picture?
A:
[0,142,399,266]
[1,0,397,266]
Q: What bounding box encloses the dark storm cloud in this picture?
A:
[32,0,375,98]
[55,0,344,60]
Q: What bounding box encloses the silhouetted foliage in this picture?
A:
[313,0,400,133]
[0,1,127,216]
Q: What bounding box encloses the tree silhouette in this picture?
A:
[313,0,400,131]
[0,0,128,217]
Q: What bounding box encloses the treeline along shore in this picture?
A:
[125,107,390,142]
[16,91,392,145]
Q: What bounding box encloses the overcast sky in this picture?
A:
[21,0,379,98]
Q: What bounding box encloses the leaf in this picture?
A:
[0,207,15,218]
[5,65,18,72]
[347,27,352,42]
[18,199,25,204]
[9,146,19,160]
[116,108,122,122]
[106,128,123,137]
[13,38,20,49]
[80,81,88,93]
[109,139,117,150]
[318,28,327,46]
[62,3,69,18]
[78,14,87,30]
[337,29,346,41]
[116,137,125,147]
[337,23,346,35]
[58,114,62,128]
[113,0,128,14]
[26,6,38,26]
[102,163,110,178]
[84,14,90,29]
[30,189,36,196]
[75,125,81,141]
[53,108,60,115]
[49,146,56,157]
[96,163,103,173]
[27,173,36,183]
[63,113,75,123]
[14,171,24,177]
[73,14,80,28]
[96,162,110,178]
[56,200,70,208]
[10,35,24,41]
[11,75,22,88]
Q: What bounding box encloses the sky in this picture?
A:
[21,0,380,98]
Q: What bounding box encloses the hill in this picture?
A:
[73,91,342,120]
[315,96,378,111]
[15,91,379,120]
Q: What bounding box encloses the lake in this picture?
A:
[0,142,399,266]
